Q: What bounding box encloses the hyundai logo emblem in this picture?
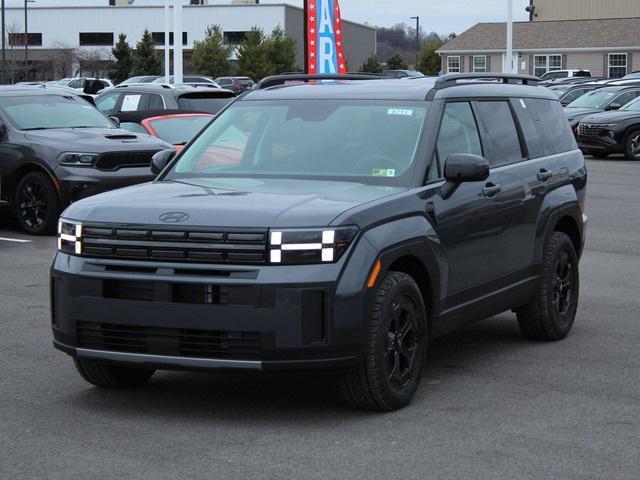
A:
[159,212,190,223]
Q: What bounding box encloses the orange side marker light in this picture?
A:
[367,260,382,288]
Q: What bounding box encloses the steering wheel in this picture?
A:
[353,154,404,175]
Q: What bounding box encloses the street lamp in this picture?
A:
[24,0,35,80]
[410,16,420,68]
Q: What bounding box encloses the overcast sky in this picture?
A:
[5,0,530,34]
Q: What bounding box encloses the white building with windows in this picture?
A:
[436,17,640,78]
[1,2,376,81]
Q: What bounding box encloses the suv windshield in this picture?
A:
[165,100,428,185]
[567,89,617,109]
[0,95,113,130]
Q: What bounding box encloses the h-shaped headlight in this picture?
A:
[269,227,358,265]
[57,219,83,255]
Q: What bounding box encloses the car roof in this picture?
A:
[242,76,556,102]
[102,84,235,97]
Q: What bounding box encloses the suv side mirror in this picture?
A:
[607,102,622,110]
[441,154,490,199]
[151,149,176,175]
[109,116,120,127]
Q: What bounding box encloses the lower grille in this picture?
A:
[95,151,159,171]
[77,321,262,360]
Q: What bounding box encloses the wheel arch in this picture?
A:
[6,161,61,205]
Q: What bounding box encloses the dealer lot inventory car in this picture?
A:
[548,83,602,107]
[51,73,587,411]
[0,87,170,234]
[564,85,640,131]
[577,96,640,159]
[95,84,235,117]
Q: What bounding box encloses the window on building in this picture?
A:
[224,31,248,45]
[8,33,42,47]
[447,56,461,73]
[79,32,114,46]
[473,56,487,73]
[152,32,188,46]
[609,53,628,79]
[533,54,562,77]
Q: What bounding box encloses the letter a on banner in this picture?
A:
[305,0,347,74]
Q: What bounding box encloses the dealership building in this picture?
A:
[1,2,377,80]
[437,0,640,78]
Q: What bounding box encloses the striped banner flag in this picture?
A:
[305,0,347,74]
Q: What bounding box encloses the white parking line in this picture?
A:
[0,237,31,243]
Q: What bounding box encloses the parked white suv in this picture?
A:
[541,70,591,82]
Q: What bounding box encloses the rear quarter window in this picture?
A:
[524,98,577,156]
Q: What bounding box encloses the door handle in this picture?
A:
[537,169,553,182]
[482,183,501,197]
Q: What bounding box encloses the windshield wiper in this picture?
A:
[22,127,49,131]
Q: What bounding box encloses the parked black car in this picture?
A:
[95,84,235,117]
[51,73,587,411]
[577,96,640,159]
[214,76,255,94]
[0,87,170,234]
[564,85,640,131]
[548,83,602,107]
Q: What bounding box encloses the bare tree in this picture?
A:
[42,42,78,79]
[76,48,111,78]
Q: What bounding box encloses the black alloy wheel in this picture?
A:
[625,129,640,160]
[14,172,60,235]
[386,298,420,391]
[553,249,574,322]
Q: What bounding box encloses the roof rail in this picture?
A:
[433,73,541,89]
[255,73,386,90]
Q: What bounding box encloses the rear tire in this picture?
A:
[624,128,640,160]
[516,232,579,341]
[340,271,427,411]
[74,358,155,388]
[14,171,60,235]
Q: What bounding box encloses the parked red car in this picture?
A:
[116,110,213,151]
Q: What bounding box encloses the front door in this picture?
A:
[432,101,506,300]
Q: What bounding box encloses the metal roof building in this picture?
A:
[1,3,377,81]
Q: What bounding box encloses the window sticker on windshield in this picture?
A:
[387,108,414,116]
[372,168,396,177]
[520,99,527,109]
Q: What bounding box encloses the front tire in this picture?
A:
[516,232,579,341]
[14,171,60,235]
[624,128,640,160]
[340,271,427,411]
[74,358,155,388]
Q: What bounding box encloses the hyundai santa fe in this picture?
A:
[51,73,587,411]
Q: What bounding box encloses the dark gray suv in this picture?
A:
[51,74,587,410]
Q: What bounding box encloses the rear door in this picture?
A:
[432,101,506,298]
[473,99,532,281]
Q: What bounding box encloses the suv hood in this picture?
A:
[564,107,603,123]
[579,110,640,124]
[24,127,170,151]
[62,177,407,228]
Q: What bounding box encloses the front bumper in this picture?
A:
[55,165,155,205]
[51,246,376,372]
[576,132,624,154]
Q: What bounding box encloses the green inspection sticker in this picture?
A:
[387,108,414,116]
[372,169,396,177]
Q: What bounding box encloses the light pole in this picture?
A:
[24,0,35,80]
[410,16,420,68]
[506,0,514,73]
[1,0,6,84]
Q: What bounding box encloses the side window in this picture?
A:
[95,93,120,115]
[511,98,545,159]
[68,79,84,89]
[524,98,577,156]
[611,91,638,108]
[474,101,523,167]
[147,94,165,110]
[436,102,482,173]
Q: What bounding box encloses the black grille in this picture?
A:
[82,226,268,264]
[77,321,262,360]
[578,123,607,138]
[94,151,159,171]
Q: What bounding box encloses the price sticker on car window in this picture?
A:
[372,169,396,177]
[387,108,414,116]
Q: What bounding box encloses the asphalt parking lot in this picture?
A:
[1,157,638,480]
